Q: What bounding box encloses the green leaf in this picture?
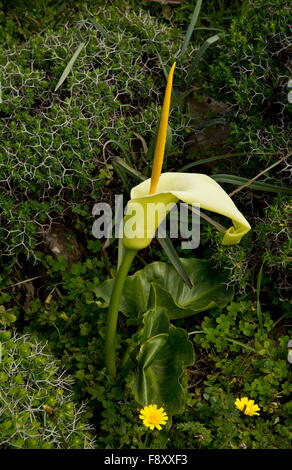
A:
[186,34,220,88]
[94,258,233,321]
[157,235,193,289]
[111,159,132,193]
[179,153,242,172]
[54,42,85,92]
[211,174,292,194]
[178,0,203,58]
[112,157,146,182]
[133,309,194,415]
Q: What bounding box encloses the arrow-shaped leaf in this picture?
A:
[94,258,233,321]
[133,308,194,415]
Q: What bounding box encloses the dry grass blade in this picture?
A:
[185,204,227,232]
[228,154,290,196]
[133,132,148,156]
[0,276,41,291]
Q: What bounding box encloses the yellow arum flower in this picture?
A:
[122,62,251,250]
[235,397,260,416]
[123,172,251,250]
[139,404,168,430]
[105,62,251,379]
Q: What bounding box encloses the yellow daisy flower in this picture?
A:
[235,397,260,416]
[139,404,168,430]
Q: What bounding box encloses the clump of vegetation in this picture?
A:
[0,5,186,259]
[170,297,291,449]
[198,0,291,294]
[209,0,291,163]
[0,329,96,448]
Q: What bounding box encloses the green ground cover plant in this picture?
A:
[0,0,291,450]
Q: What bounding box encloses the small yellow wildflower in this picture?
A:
[43,404,54,415]
[59,312,69,320]
[139,404,168,430]
[235,397,260,416]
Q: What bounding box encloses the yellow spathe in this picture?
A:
[123,172,251,250]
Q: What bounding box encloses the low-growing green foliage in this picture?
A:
[170,298,291,449]
[23,252,108,405]
[17,253,291,449]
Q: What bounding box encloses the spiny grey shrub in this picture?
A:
[209,0,291,170]
[0,6,188,258]
[0,329,96,448]
[203,0,291,292]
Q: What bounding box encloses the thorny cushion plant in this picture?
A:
[104,62,251,384]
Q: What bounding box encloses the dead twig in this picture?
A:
[228,154,290,197]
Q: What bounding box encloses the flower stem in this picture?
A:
[143,429,151,449]
[105,248,137,378]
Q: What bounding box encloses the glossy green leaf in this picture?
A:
[94,258,233,320]
[133,308,194,414]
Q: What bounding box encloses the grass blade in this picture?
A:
[54,42,85,92]
[186,34,220,88]
[211,174,292,194]
[228,155,290,196]
[103,139,133,165]
[76,18,113,43]
[133,132,148,156]
[112,157,146,182]
[178,0,203,58]
[224,337,257,353]
[111,160,131,192]
[180,151,290,172]
[86,18,113,42]
[157,234,194,288]
[256,263,264,334]
[155,48,169,81]
[179,153,240,172]
[188,331,257,352]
